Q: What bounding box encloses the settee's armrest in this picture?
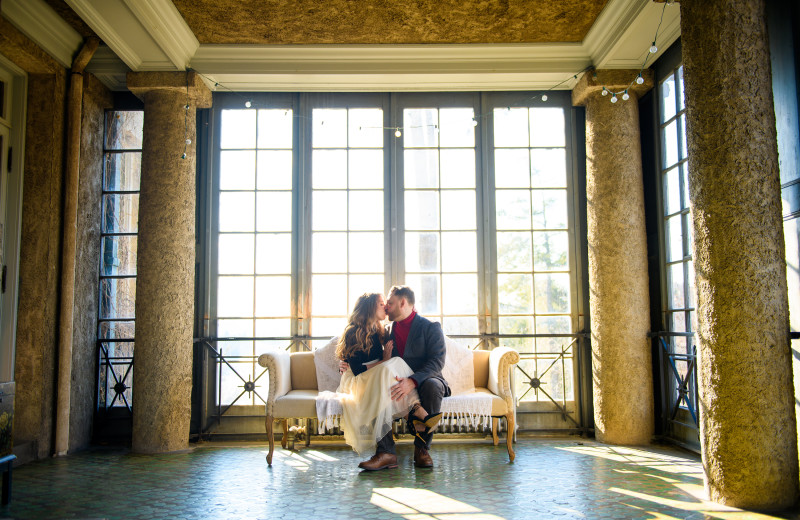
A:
[487,346,521,411]
[258,351,292,416]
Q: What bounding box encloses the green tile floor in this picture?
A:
[2,437,798,520]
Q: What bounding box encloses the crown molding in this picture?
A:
[66,0,142,69]
[1,0,83,68]
[595,1,681,69]
[121,0,198,70]
[583,0,650,65]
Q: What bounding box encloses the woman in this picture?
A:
[336,292,441,456]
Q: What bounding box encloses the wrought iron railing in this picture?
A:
[96,338,135,413]
[650,331,698,436]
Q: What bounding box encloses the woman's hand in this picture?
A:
[383,340,394,361]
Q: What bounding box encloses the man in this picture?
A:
[357,285,450,471]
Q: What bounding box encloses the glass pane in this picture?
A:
[439,108,475,147]
[441,232,477,272]
[102,194,139,233]
[442,274,477,314]
[495,149,531,188]
[218,234,255,274]
[105,111,143,149]
[405,232,440,272]
[217,276,254,318]
[442,317,478,336]
[101,236,137,276]
[404,109,438,148]
[256,233,291,274]
[257,150,292,190]
[255,276,291,317]
[221,110,256,149]
[683,164,690,209]
[677,67,685,111]
[312,232,347,273]
[348,274,385,311]
[219,362,249,405]
[99,278,136,319]
[257,192,292,232]
[348,191,383,231]
[530,108,565,147]
[495,190,531,230]
[497,232,532,272]
[313,109,347,148]
[404,274,440,315]
[404,150,439,189]
[662,119,679,168]
[313,150,347,189]
[493,108,529,147]
[440,149,475,188]
[535,316,572,353]
[661,74,677,123]
[687,260,696,309]
[219,192,254,232]
[498,273,533,314]
[532,190,568,229]
[312,274,348,316]
[665,214,683,262]
[348,108,383,148]
[312,191,347,230]
[104,152,142,191]
[679,113,687,160]
[349,150,383,189]
[312,317,345,339]
[99,320,135,339]
[440,190,475,230]
[668,262,685,310]
[664,166,681,215]
[348,232,384,273]
[534,273,570,313]
[220,150,256,190]
[257,109,293,149]
[685,212,694,255]
[405,191,440,230]
[532,231,569,271]
[218,319,253,350]
[530,149,567,188]
[500,316,532,334]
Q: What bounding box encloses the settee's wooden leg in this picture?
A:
[491,417,500,446]
[305,418,311,447]
[280,420,289,449]
[505,414,515,463]
[266,415,275,466]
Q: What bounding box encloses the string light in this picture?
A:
[245,100,252,108]
[541,94,548,102]
[622,91,630,101]
[636,73,644,85]
[394,128,402,138]
[181,72,190,160]
[650,42,658,54]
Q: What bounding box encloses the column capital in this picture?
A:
[572,69,654,106]
[126,71,212,108]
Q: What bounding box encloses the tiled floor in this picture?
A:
[1,437,798,520]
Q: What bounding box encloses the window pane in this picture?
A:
[495,149,530,188]
[348,274,384,310]
[535,316,572,353]
[441,232,477,272]
[217,318,253,341]
[312,317,345,339]
[534,273,570,313]
[221,110,256,149]
[313,150,347,189]
[440,190,475,230]
[256,318,291,351]
[313,109,347,148]
[257,150,292,190]
[217,276,254,317]
[312,232,347,273]
[442,274,477,314]
[349,232,384,273]
[530,108,565,147]
[500,316,532,334]
[493,108,529,147]
[442,317,478,336]
[668,262,685,310]
[665,214,683,262]
[312,191,347,230]
[349,150,383,189]
[677,67,685,111]
[664,166,681,215]
[497,232,532,272]
[404,149,439,189]
[661,74,677,122]
[257,109,293,149]
[219,192,254,232]
[348,191,383,231]
[405,191,440,230]
[682,164,690,208]
[348,108,383,148]
[404,274,440,315]
[104,153,141,191]
[439,108,475,147]
[440,149,475,188]
[256,234,291,274]
[220,150,256,190]
[105,111,144,149]
[531,149,567,188]
[99,321,135,340]
[255,276,291,317]
[687,260,696,309]
[531,190,568,229]
[102,194,139,233]
[496,190,531,230]
[404,109,438,147]
[679,113,687,160]
[532,231,569,271]
[257,192,292,232]
[99,278,136,319]
[312,274,348,316]
[498,273,533,314]
[405,232,440,272]
[662,119,679,168]
[101,236,137,276]
[218,234,255,274]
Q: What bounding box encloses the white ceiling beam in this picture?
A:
[120,0,198,70]
[0,0,83,68]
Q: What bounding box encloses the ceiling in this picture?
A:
[1,0,681,92]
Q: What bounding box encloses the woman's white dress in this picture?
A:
[337,357,419,455]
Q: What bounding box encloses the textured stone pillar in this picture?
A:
[573,70,654,445]
[127,72,211,453]
[681,0,799,509]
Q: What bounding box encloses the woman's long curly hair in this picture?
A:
[336,293,385,361]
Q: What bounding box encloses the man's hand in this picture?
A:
[390,376,415,401]
[382,340,394,361]
[339,360,349,374]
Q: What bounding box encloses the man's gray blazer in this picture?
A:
[390,314,450,395]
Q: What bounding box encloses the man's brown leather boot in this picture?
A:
[414,445,433,468]
[358,452,398,471]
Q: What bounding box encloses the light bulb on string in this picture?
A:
[610,94,618,103]
[601,87,608,96]
[650,42,658,54]
[541,94,548,102]
[622,91,630,101]
[245,100,252,108]
[185,138,192,145]
[181,153,187,160]
[636,74,644,85]
[394,128,402,138]
[471,118,478,127]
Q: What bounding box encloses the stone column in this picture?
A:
[573,70,654,445]
[681,0,799,509]
[127,72,211,453]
